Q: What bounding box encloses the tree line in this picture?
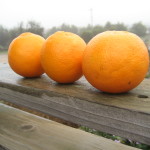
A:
[0,21,150,50]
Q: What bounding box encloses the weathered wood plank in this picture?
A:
[0,64,150,145]
[0,145,10,150]
[0,103,138,150]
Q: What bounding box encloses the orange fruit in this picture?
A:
[8,32,45,77]
[41,31,86,83]
[82,31,149,93]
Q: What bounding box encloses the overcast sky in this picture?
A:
[1,0,150,28]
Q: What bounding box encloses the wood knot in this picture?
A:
[20,124,35,131]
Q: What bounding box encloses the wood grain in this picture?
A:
[0,63,150,145]
[0,103,138,150]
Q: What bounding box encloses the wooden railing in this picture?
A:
[0,63,150,149]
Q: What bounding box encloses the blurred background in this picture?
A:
[0,0,150,51]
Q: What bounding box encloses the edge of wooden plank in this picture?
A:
[0,145,10,150]
[0,64,150,114]
[0,103,139,150]
[0,85,150,145]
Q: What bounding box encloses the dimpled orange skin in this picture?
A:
[8,32,45,77]
[82,31,149,93]
[41,31,86,83]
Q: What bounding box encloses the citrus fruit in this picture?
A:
[41,31,86,83]
[82,31,149,93]
[8,32,45,77]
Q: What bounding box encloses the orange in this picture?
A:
[41,31,86,83]
[82,31,149,93]
[8,32,45,77]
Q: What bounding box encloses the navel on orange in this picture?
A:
[41,31,86,83]
[8,32,45,77]
[82,31,149,93]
